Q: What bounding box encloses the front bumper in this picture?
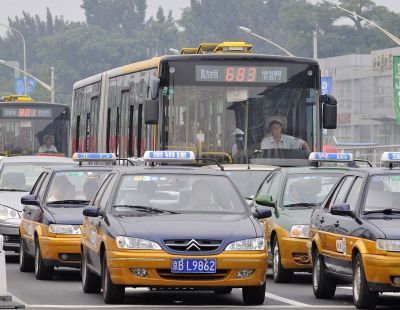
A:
[363,253,400,291]
[39,235,81,267]
[0,221,20,252]
[279,236,310,269]
[106,250,267,288]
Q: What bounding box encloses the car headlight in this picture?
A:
[116,236,162,250]
[290,225,310,239]
[225,237,265,251]
[48,224,81,235]
[376,239,400,252]
[0,205,20,220]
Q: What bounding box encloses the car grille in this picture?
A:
[3,234,20,244]
[156,269,228,281]
[164,239,222,252]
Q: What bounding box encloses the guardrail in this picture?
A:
[338,145,400,167]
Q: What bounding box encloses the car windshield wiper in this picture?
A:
[363,209,400,215]
[47,199,90,205]
[283,203,316,208]
[113,205,178,214]
[0,188,26,192]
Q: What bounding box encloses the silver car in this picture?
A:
[0,155,73,252]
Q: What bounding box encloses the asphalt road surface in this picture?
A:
[4,254,400,310]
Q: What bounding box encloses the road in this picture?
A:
[4,254,400,310]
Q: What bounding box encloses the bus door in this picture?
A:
[119,89,130,158]
[89,96,99,152]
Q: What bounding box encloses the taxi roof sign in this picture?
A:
[309,152,353,162]
[143,151,195,162]
[72,152,116,162]
[381,152,400,163]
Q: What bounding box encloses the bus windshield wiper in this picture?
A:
[0,188,26,192]
[113,205,178,214]
[47,199,90,205]
[283,203,316,208]
[363,209,400,215]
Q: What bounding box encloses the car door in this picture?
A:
[84,174,117,274]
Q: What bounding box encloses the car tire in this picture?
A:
[34,239,54,280]
[312,250,336,299]
[214,287,232,294]
[82,247,101,294]
[272,237,294,283]
[242,281,266,305]
[353,254,378,309]
[102,254,124,304]
[19,238,34,272]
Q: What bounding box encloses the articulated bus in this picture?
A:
[71,42,337,166]
[0,95,70,156]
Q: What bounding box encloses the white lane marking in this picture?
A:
[6,292,28,306]
[338,286,400,297]
[265,292,309,307]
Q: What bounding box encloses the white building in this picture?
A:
[319,47,400,147]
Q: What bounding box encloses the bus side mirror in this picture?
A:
[321,94,337,129]
[144,99,159,125]
[149,77,160,100]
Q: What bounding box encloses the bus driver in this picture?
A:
[38,135,58,153]
[261,117,309,151]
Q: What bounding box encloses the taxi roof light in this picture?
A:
[143,151,195,163]
[381,152,400,168]
[309,152,353,163]
[72,152,116,163]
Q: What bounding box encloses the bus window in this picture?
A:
[116,106,120,156]
[128,105,134,157]
[106,108,111,153]
[75,115,80,153]
[85,113,90,152]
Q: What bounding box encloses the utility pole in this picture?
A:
[313,31,318,59]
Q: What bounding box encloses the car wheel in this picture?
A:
[214,287,232,294]
[272,237,293,283]
[102,253,124,304]
[353,253,378,309]
[242,281,266,305]
[312,250,336,299]
[82,247,101,294]
[19,238,34,272]
[34,239,53,280]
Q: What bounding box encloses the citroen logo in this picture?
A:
[186,239,201,251]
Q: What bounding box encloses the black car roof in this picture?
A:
[345,167,400,176]
[109,165,227,176]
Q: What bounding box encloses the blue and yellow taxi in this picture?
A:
[80,151,271,305]
[309,152,400,309]
[252,152,350,283]
[19,153,113,279]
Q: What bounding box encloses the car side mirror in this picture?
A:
[330,203,352,216]
[321,94,337,129]
[21,195,40,207]
[252,206,272,219]
[255,194,275,208]
[83,206,101,217]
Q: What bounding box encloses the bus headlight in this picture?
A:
[376,239,400,252]
[225,237,265,251]
[48,224,81,234]
[116,237,161,250]
[290,225,310,239]
[0,205,20,221]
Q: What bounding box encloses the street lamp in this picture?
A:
[0,59,55,103]
[0,23,27,95]
[238,26,294,56]
[323,0,400,46]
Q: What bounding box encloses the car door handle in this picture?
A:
[27,210,32,215]
[319,217,325,224]
[334,221,339,227]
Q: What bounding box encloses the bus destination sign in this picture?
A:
[195,65,287,83]
[2,108,53,118]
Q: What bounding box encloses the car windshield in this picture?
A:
[225,170,270,198]
[0,162,63,192]
[113,174,246,214]
[46,170,109,204]
[283,173,340,207]
[363,175,400,213]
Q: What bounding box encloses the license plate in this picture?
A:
[171,258,216,273]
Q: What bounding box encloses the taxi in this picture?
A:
[309,152,400,309]
[251,152,351,283]
[80,151,271,305]
[19,153,113,280]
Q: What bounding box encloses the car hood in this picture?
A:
[115,212,259,254]
[368,218,400,239]
[0,191,29,212]
[46,205,86,225]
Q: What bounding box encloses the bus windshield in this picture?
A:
[0,104,69,156]
[164,60,317,166]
